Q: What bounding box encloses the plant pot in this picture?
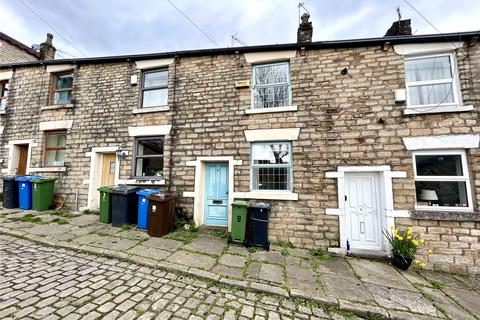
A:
[392,252,413,270]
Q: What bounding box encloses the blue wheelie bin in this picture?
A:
[15,175,43,210]
[136,189,161,229]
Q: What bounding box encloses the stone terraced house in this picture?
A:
[0,17,479,274]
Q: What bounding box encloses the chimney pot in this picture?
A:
[297,13,313,44]
[40,33,56,60]
[385,19,412,37]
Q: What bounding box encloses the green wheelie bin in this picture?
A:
[31,177,57,211]
[98,186,116,223]
[229,201,249,244]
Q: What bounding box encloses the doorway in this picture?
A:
[101,153,116,186]
[203,162,229,226]
[344,173,382,252]
[17,145,28,175]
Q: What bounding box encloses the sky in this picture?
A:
[1,0,479,59]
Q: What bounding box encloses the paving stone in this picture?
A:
[69,215,98,226]
[226,245,249,256]
[142,237,184,251]
[166,250,216,269]
[348,258,417,291]
[442,286,480,317]
[421,270,471,289]
[252,251,285,265]
[218,254,246,268]
[247,262,261,278]
[321,273,372,302]
[73,233,103,245]
[258,264,284,284]
[211,264,243,278]
[91,236,139,251]
[183,235,227,256]
[419,286,477,320]
[29,224,72,236]
[116,229,149,241]
[127,245,171,260]
[365,283,438,316]
[315,257,355,276]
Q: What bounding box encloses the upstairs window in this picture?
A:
[405,53,459,107]
[413,150,472,211]
[252,62,291,109]
[52,72,73,105]
[251,142,292,191]
[141,69,168,108]
[0,81,8,110]
[134,137,164,178]
[44,131,67,166]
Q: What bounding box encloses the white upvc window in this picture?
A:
[251,142,292,191]
[251,62,291,109]
[413,150,473,212]
[405,52,460,108]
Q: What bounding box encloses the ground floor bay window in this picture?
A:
[413,150,473,211]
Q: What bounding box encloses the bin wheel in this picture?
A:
[227,236,231,244]
[265,242,270,251]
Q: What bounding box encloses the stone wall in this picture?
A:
[1,38,479,273]
[0,39,38,64]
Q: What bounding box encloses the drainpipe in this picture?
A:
[167,55,179,194]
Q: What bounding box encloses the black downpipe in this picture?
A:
[167,55,178,193]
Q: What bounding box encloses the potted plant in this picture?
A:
[384,226,427,270]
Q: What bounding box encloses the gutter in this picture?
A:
[1,31,479,69]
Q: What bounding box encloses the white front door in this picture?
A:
[345,173,382,252]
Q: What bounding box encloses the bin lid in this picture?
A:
[232,200,249,207]
[97,186,116,192]
[147,192,174,201]
[136,188,162,196]
[250,201,271,209]
[30,177,57,183]
[110,186,141,195]
[2,176,17,181]
[15,175,43,182]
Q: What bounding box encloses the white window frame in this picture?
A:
[250,141,293,192]
[251,62,292,109]
[413,149,473,212]
[405,52,461,109]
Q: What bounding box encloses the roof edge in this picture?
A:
[1,31,479,69]
[0,32,40,59]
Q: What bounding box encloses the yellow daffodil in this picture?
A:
[415,259,421,264]
[419,239,425,244]
[428,249,433,254]
[411,239,419,246]
[395,234,404,241]
[407,227,413,235]
[420,263,427,268]
[407,235,412,240]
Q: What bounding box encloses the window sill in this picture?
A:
[233,191,298,201]
[245,105,297,114]
[117,179,165,186]
[403,104,474,115]
[132,106,169,114]
[411,210,480,222]
[41,104,74,111]
[28,167,67,173]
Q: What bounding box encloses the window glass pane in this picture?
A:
[55,74,73,89]
[252,167,290,190]
[415,181,468,207]
[142,88,168,107]
[0,82,8,110]
[253,84,289,108]
[45,150,65,166]
[405,56,452,82]
[252,143,290,165]
[144,70,168,88]
[54,91,72,104]
[408,83,454,106]
[415,154,463,176]
[136,139,164,156]
[135,157,164,177]
[254,63,289,86]
[47,133,67,148]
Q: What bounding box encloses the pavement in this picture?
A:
[0,208,479,320]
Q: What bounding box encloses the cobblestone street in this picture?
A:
[0,235,365,320]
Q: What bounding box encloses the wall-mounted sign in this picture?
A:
[235,80,250,88]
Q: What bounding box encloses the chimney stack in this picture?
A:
[297,13,313,43]
[39,33,56,60]
[384,19,412,37]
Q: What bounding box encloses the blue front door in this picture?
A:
[204,163,228,226]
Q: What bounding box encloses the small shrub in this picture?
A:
[164,228,199,243]
[430,279,446,289]
[208,230,228,239]
[310,247,332,262]
[52,218,68,225]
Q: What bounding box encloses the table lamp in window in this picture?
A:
[420,189,438,206]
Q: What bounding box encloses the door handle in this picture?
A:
[360,222,365,234]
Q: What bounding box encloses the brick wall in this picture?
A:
[1,38,479,273]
